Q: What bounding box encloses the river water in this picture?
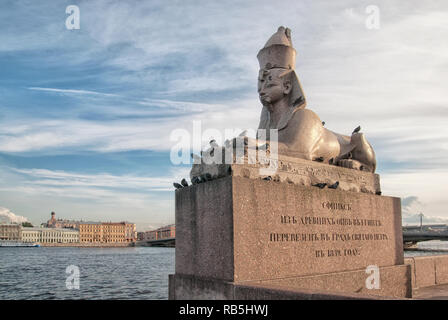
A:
[1,241,448,300]
[0,247,174,300]
[404,240,448,257]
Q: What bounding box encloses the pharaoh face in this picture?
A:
[258,68,291,109]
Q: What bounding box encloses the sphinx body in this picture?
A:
[188,26,377,184]
[256,27,376,173]
[258,105,376,172]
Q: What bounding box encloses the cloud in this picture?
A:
[0,98,260,153]
[0,207,29,224]
[401,195,448,225]
[1,0,446,171]
[28,87,119,97]
[0,165,186,227]
[11,167,188,192]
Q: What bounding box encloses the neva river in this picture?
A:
[2,242,448,300]
[405,240,448,257]
[0,247,174,300]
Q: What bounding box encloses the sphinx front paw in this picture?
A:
[337,159,363,171]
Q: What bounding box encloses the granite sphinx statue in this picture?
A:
[176,26,377,188]
[256,26,376,173]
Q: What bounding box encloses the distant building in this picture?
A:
[0,224,21,241]
[21,227,79,244]
[0,223,79,243]
[45,212,80,229]
[41,212,137,244]
[137,232,145,241]
[79,221,137,243]
[157,224,175,239]
[142,224,175,241]
[102,222,126,243]
[144,229,158,241]
[79,222,103,243]
[124,222,137,243]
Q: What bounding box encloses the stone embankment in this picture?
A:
[40,242,134,248]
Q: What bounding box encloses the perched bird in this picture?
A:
[201,173,212,182]
[312,183,327,189]
[173,182,183,189]
[192,176,201,185]
[352,125,361,134]
[322,121,325,126]
[328,181,339,189]
[181,178,189,187]
[263,176,272,181]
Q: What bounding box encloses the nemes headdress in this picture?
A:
[257,26,306,108]
[257,26,307,131]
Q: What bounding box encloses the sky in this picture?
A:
[0,0,447,230]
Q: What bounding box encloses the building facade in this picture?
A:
[0,224,21,240]
[102,222,125,243]
[45,211,80,229]
[79,222,136,243]
[79,222,103,243]
[142,225,176,241]
[21,227,79,244]
[124,222,137,242]
[157,224,176,239]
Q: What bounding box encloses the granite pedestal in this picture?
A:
[169,169,411,299]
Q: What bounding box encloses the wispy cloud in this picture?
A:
[11,167,188,192]
[401,196,448,225]
[28,87,119,97]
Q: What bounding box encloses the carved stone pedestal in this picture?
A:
[169,172,411,299]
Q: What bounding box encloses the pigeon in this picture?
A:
[328,181,339,189]
[201,173,212,182]
[191,176,201,185]
[352,125,361,134]
[263,176,272,181]
[181,178,189,187]
[173,182,183,189]
[312,183,327,189]
[322,121,325,126]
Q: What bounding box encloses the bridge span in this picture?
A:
[403,224,448,247]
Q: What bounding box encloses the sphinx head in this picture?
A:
[257,26,306,111]
[258,68,293,110]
